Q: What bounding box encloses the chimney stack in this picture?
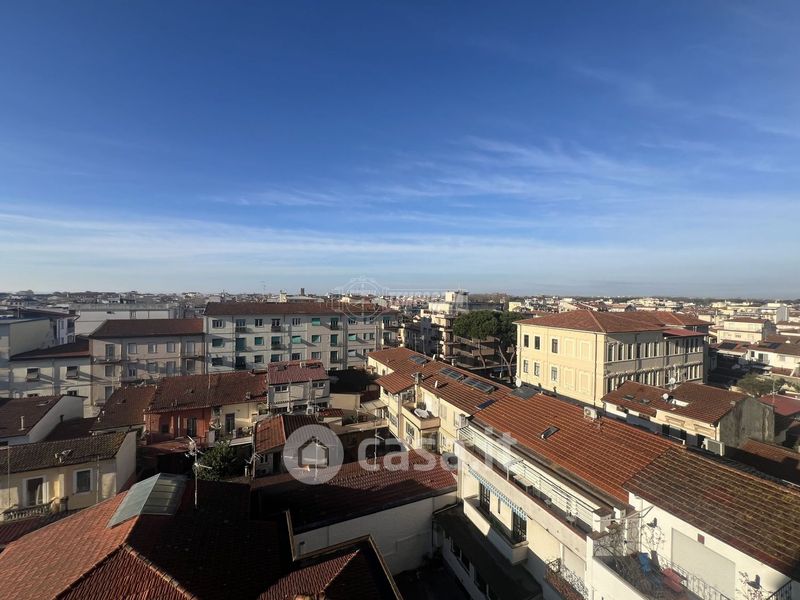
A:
[19,415,25,431]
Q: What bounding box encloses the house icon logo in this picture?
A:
[283,424,344,484]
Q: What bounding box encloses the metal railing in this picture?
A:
[545,559,588,600]
[765,581,793,600]
[2,500,57,522]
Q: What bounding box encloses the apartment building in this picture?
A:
[716,317,777,344]
[88,318,205,404]
[0,307,76,345]
[68,302,182,336]
[5,338,91,402]
[445,390,800,600]
[204,302,398,372]
[0,394,85,445]
[367,347,509,453]
[602,380,773,452]
[0,317,55,396]
[747,340,800,378]
[516,311,709,407]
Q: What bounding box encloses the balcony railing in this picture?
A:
[2,500,57,522]
[545,559,588,600]
[765,581,793,600]
[235,325,249,333]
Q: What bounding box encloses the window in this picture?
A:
[24,477,45,507]
[186,417,197,437]
[291,335,302,344]
[522,359,529,374]
[148,343,157,354]
[212,319,224,328]
[127,343,137,354]
[523,334,529,348]
[551,366,558,382]
[235,338,246,351]
[271,318,281,328]
[166,361,176,375]
[534,336,541,350]
[313,381,326,389]
[311,317,321,326]
[405,422,416,439]
[274,384,289,392]
[348,317,357,324]
[186,359,195,373]
[330,318,339,328]
[26,368,39,381]
[291,352,302,361]
[330,334,338,345]
[105,344,115,358]
[271,336,282,347]
[66,366,79,379]
[104,386,114,400]
[607,344,615,362]
[254,355,264,363]
[235,318,246,328]
[512,511,527,542]
[147,362,157,374]
[74,469,91,494]
[212,338,224,348]
[348,333,358,341]
[254,318,264,327]
[185,341,195,354]
[534,362,541,377]
[330,351,339,361]
[211,357,224,366]
[104,365,113,377]
[166,342,176,353]
[551,338,559,354]
[311,351,322,359]
[311,334,321,343]
[160,423,169,434]
[225,413,235,434]
[271,354,281,362]
[292,317,302,326]
[254,337,264,346]
[479,483,490,512]
[127,365,137,378]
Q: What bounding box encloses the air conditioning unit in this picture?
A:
[583,407,598,420]
[703,439,725,455]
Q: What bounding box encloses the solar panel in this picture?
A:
[476,399,496,410]
[108,473,186,528]
[463,378,495,394]
[511,385,537,399]
[439,367,466,381]
[408,355,428,365]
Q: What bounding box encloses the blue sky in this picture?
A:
[1,1,798,297]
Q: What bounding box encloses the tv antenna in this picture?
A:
[185,437,211,509]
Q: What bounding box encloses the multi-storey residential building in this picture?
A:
[0,394,85,445]
[88,318,205,404]
[715,317,777,344]
[67,302,182,336]
[367,347,509,453]
[6,338,91,403]
[0,307,76,345]
[516,310,709,407]
[747,340,800,378]
[0,317,56,396]
[203,302,398,372]
[602,380,773,452]
[445,389,800,600]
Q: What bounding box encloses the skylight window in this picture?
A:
[540,426,559,440]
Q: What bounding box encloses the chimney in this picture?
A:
[19,415,25,431]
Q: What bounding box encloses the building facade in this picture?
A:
[7,339,92,404]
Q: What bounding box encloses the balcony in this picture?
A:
[402,403,441,431]
[463,496,528,565]
[328,323,340,330]
[235,325,249,333]
[271,325,283,332]
[271,343,286,350]
[1,499,59,522]
[545,559,588,600]
[97,356,121,363]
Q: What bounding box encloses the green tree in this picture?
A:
[453,310,525,378]
[735,373,785,397]
[197,440,239,481]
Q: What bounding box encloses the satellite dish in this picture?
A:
[662,393,670,401]
[668,377,677,386]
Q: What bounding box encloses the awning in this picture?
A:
[467,465,531,519]
[361,399,388,412]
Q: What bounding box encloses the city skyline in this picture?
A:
[1,2,799,296]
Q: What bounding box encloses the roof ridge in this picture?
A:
[117,544,195,598]
[586,310,606,332]
[54,546,129,600]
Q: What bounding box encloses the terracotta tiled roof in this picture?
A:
[0,395,67,439]
[625,448,800,579]
[516,310,667,333]
[375,371,417,394]
[44,417,95,441]
[90,318,203,338]
[0,477,399,600]
[9,337,90,361]
[253,414,321,453]
[2,432,129,473]
[205,301,389,317]
[725,317,770,324]
[92,386,155,431]
[473,392,673,504]
[367,347,428,373]
[731,439,800,485]
[260,537,401,600]
[602,381,747,425]
[759,394,800,417]
[147,371,268,412]
[0,511,75,549]
[251,450,456,531]
[751,341,800,357]
[267,360,328,385]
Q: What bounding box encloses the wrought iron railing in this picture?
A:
[765,580,793,600]
[2,500,56,522]
[545,558,588,600]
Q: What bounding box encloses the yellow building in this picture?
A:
[516,310,708,407]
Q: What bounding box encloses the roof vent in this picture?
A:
[540,426,559,440]
[19,415,25,431]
